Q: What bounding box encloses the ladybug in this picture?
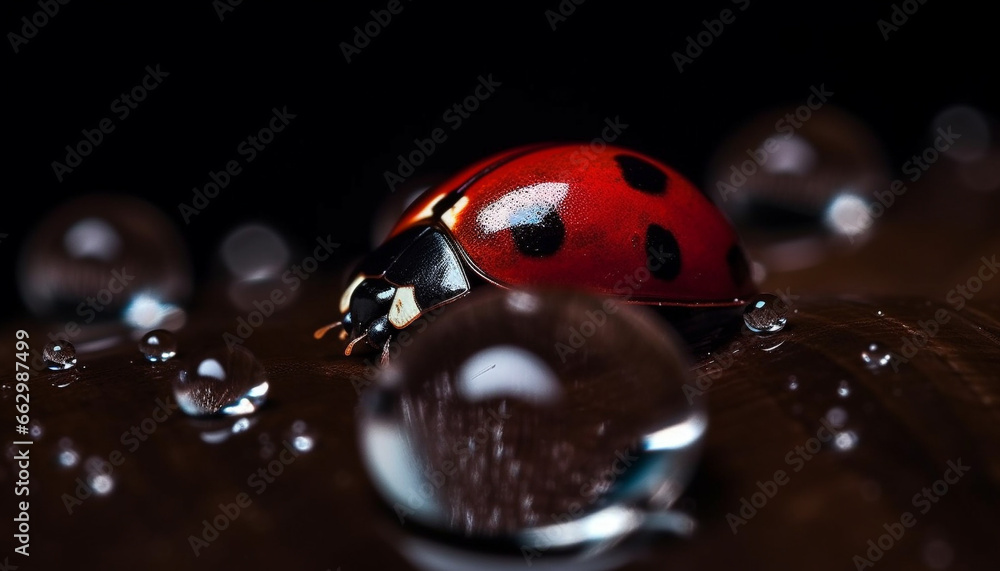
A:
[315,143,756,359]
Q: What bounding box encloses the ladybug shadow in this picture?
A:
[651,305,745,358]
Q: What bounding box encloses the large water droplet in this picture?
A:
[861,342,893,369]
[742,294,788,333]
[139,329,178,362]
[43,340,77,370]
[17,194,192,319]
[357,289,704,547]
[173,346,269,417]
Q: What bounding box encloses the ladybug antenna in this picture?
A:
[344,332,368,356]
[313,321,343,340]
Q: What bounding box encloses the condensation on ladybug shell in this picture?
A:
[356,288,704,551]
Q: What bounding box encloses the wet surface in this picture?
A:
[2,278,999,570]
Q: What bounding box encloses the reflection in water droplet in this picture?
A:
[742,294,788,333]
[50,370,80,388]
[357,289,703,548]
[123,294,187,332]
[198,417,259,444]
[139,329,178,362]
[43,340,77,370]
[173,346,269,417]
[861,342,893,369]
[837,380,851,398]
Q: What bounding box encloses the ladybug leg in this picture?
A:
[312,320,342,340]
[379,340,391,367]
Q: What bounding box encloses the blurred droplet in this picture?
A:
[123,294,187,332]
[833,430,858,451]
[706,106,889,270]
[221,224,291,280]
[138,329,178,362]
[57,440,80,468]
[173,346,269,417]
[825,406,848,428]
[742,294,788,333]
[18,194,192,319]
[357,289,703,547]
[43,340,77,370]
[931,105,991,163]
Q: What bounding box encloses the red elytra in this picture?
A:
[389,143,755,306]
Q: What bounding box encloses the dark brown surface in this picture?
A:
[3,269,1000,570]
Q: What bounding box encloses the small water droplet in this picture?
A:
[834,430,858,450]
[43,340,77,370]
[138,329,178,362]
[876,310,884,317]
[742,294,788,333]
[861,342,893,369]
[293,435,314,452]
[825,406,848,428]
[837,380,851,398]
[173,346,269,417]
[787,375,799,391]
[87,473,114,495]
[29,420,43,438]
[57,437,79,468]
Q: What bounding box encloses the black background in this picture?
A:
[3,0,992,319]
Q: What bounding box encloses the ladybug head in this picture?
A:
[324,225,471,357]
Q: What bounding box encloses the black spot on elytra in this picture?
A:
[512,209,565,257]
[646,224,681,280]
[726,244,750,288]
[615,154,667,194]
